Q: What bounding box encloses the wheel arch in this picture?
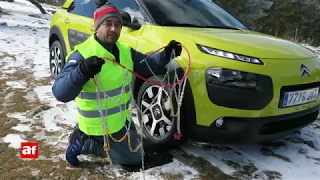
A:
[49,25,68,62]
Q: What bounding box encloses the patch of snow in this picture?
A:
[78,175,89,180]
[183,124,320,180]
[3,91,15,102]
[2,134,27,148]
[7,112,27,121]
[37,154,65,162]
[24,90,39,102]
[1,68,16,75]
[42,108,65,132]
[33,85,78,127]
[31,169,41,176]
[12,124,33,132]
[182,143,237,175]
[129,159,199,180]
[78,155,95,162]
[5,80,27,89]
[33,85,56,105]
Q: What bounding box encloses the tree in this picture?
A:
[213,0,271,29]
[0,0,47,14]
[213,0,319,46]
[28,0,47,14]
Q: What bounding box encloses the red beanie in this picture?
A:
[93,2,122,31]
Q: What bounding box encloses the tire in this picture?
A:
[49,40,66,79]
[136,76,189,148]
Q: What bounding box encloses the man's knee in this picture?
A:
[81,136,106,157]
[111,149,143,165]
[109,127,143,165]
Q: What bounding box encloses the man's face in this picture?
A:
[96,17,122,45]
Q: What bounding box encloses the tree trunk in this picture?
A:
[294,25,299,42]
[28,0,47,14]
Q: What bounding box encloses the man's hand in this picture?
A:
[80,56,105,78]
[164,40,182,58]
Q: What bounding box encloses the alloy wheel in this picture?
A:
[50,45,62,76]
[140,85,175,142]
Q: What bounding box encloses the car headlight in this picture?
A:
[206,67,257,88]
[197,44,263,65]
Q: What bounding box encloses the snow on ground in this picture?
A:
[2,134,27,148]
[0,0,320,179]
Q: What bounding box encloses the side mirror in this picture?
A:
[120,11,141,30]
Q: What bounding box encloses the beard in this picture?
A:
[103,32,119,45]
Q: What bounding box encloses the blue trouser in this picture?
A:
[66,121,143,166]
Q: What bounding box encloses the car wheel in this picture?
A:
[49,40,65,79]
[136,76,189,147]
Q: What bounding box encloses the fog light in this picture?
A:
[215,118,224,127]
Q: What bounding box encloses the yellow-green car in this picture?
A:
[49,0,320,146]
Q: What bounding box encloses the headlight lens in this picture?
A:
[206,67,257,88]
[197,44,263,65]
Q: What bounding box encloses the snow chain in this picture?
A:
[93,49,188,179]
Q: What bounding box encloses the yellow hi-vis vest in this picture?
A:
[68,36,133,136]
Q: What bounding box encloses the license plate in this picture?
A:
[283,87,319,107]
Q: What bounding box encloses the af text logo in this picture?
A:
[20,142,38,159]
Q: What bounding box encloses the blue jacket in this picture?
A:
[52,40,169,103]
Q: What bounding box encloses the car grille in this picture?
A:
[280,81,320,92]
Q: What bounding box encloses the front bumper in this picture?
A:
[188,53,320,127]
[190,105,319,144]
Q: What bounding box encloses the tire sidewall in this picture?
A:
[49,40,65,79]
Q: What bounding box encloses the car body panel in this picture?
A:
[118,26,145,50]
[159,27,317,59]
[67,14,93,51]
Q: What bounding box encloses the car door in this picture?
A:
[65,0,96,51]
[109,0,146,50]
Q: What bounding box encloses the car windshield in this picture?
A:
[141,0,248,30]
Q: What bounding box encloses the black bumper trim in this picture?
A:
[190,105,320,144]
[206,74,273,110]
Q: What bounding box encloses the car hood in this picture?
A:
[165,27,316,59]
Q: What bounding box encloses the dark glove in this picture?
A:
[164,40,182,58]
[80,56,105,78]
